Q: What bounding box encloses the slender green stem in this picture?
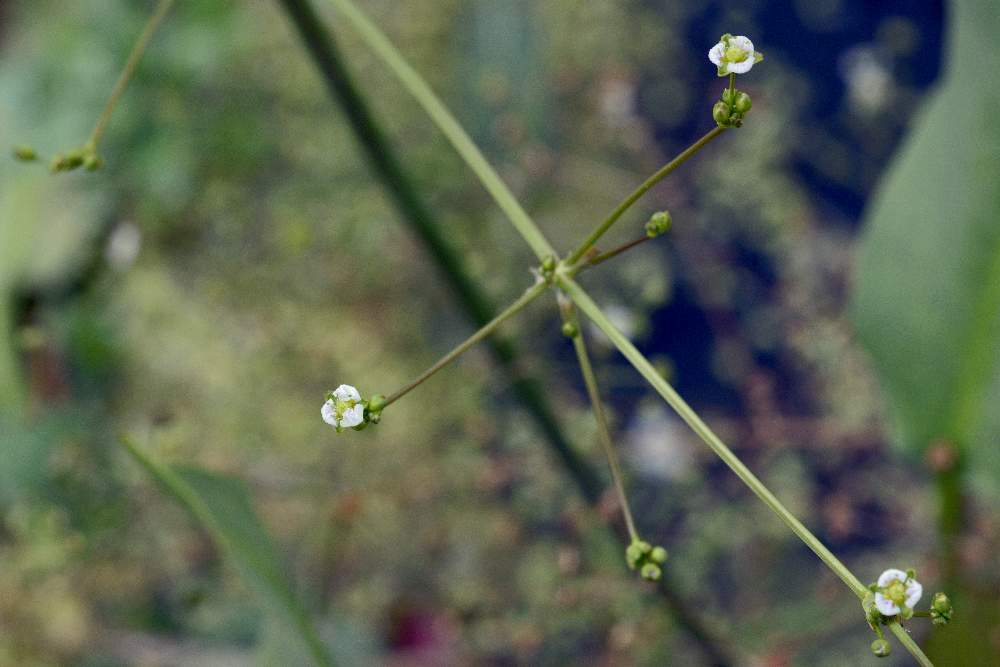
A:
[562,305,639,541]
[728,72,736,99]
[383,281,548,407]
[560,275,937,665]
[87,0,176,149]
[887,621,934,667]
[565,126,726,267]
[560,274,864,591]
[575,234,652,274]
[325,0,556,261]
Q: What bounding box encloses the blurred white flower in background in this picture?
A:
[625,402,696,481]
[839,46,892,113]
[105,221,142,270]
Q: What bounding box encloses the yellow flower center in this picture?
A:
[884,579,907,605]
[724,46,749,63]
[335,399,357,419]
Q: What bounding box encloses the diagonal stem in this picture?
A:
[324,0,556,261]
[383,281,548,407]
[560,274,867,593]
[562,304,639,541]
[565,126,726,267]
[574,234,653,274]
[277,0,604,500]
[559,274,938,665]
[88,0,176,150]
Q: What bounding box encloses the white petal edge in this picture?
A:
[731,36,754,53]
[340,404,365,428]
[728,58,755,74]
[877,568,907,588]
[333,384,361,402]
[321,400,338,426]
[708,43,724,66]
[905,580,923,609]
[874,593,901,616]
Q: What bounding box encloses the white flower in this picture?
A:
[708,34,764,76]
[321,384,366,431]
[874,568,923,616]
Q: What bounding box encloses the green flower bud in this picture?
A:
[930,592,953,625]
[645,211,672,238]
[900,606,914,620]
[12,145,37,162]
[367,394,386,414]
[733,91,752,114]
[83,153,103,171]
[650,546,668,564]
[640,563,661,581]
[561,321,579,338]
[712,101,731,127]
[721,88,735,105]
[541,255,557,272]
[625,542,643,569]
[870,638,891,658]
[50,149,85,173]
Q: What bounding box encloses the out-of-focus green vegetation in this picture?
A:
[1,0,997,665]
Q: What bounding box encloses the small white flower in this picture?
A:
[708,34,764,76]
[874,568,923,616]
[321,384,366,431]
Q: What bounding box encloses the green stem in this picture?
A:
[277,12,734,658]
[277,0,604,501]
[324,0,556,261]
[562,306,639,541]
[560,275,939,665]
[575,234,652,274]
[383,281,548,407]
[87,0,176,149]
[887,621,934,667]
[728,72,736,99]
[561,274,863,591]
[565,126,726,267]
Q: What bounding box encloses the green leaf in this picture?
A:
[852,0,1000,473]
[118,436,333,666]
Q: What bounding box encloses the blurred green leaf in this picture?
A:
[852,0,1000,472]
[119,436,334,666]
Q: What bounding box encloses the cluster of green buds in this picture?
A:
[321,385,385,432]
[713,87,753,129]
[625,538,668,582]
[644,210,672,238]
[12,142,104,173]
[862,568,953,658]
[50,142,103,173]
[539,255,558,284]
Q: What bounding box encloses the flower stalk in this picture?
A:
[564,126,725,268]
[382,280,548,408]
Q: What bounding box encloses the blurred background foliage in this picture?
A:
[1,0,997,665]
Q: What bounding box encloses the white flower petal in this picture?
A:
[877,568,907,588]
[708,43,724,66]
[731,36,754,53]
[874,593,901,616]
[340,404,365,428]
[321,400,338,427]
[728,58,755,74]
[905,580,923,609]
[333,384,361,402]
